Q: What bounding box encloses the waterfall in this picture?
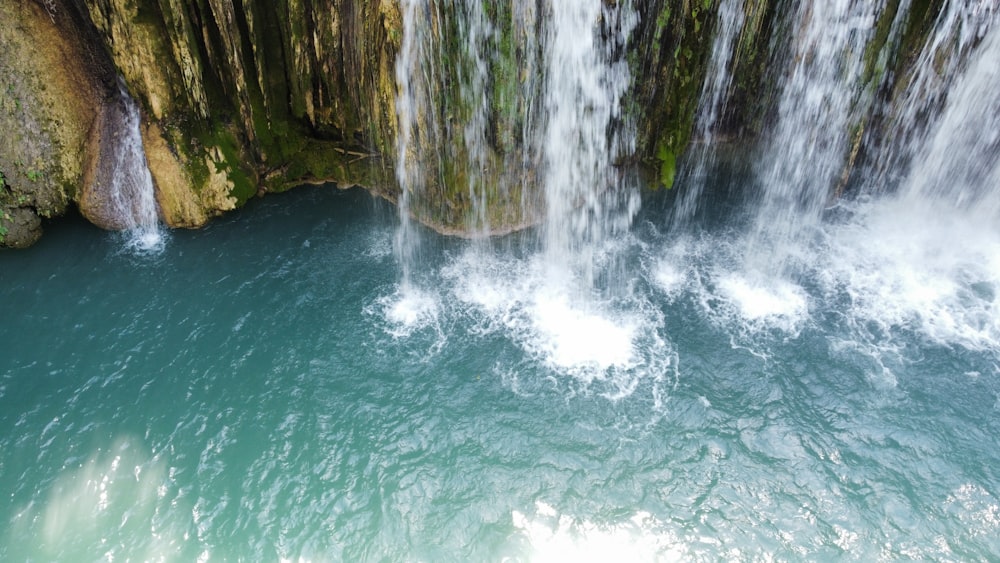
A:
[672,0,746,228]
[393,2,497,268]
[393,0,431,287]
[393,0,637,287]
[899,7,1000,215]
[540,0,638,286]
[874,0,999,198]
[386,0,647,371]
[459,2,495,236]
[746,0,887,274]
[109,84,164,254]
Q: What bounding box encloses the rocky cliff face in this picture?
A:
[0,1,110,247]
[81,0,402,225]
[0,0,949,247]
[2,0,403,247]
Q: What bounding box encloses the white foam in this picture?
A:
[444,249,672,396]
[651,235,810,349]
[377,284,440,338]
[652,260,686,297]
[123,227,166,255]
[510,502,688,562]
[528,287,636,375]
[716,274,809,327]
[819,197,1000,353]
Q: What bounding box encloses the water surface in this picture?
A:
[2,185,999,561]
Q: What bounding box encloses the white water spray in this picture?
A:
[393,0,428,287]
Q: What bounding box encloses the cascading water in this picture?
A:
[393,0,428,288]
[803,10,1000,376]
[491,0,654,384]
[869,0,997,190]
[457,2,495,236]
[892,1,1000,213]
[109,84,165,254]
[392,0,637,273]
[539,0,638,286]
[746,0,887,274]
[671,0,745,227]
[385,0,664,385]
[386,0,442,329]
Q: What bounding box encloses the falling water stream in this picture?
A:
[109,84,166,254]
[745,0,888,275]
[3,1,1000,561]
[672,0,745,226]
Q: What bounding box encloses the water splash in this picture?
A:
[442,246,674,398]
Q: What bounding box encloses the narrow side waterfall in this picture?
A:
[540,0,637,285]
[393,0,429,287]
[459,2,495,236]
[746,0,887,273]
[109,84,165,253]
[672,0,745,227]
[900,9,1000,214]
[877,0,999,202]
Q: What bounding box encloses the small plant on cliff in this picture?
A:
[0,172,7,242]
[0,211,8,244]
[43,0,57,22]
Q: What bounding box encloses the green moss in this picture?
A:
[212,129,256,205]
[654,7,672,44]
[632,0,721,189]
[657,142,677,189]
[862,0,902,89]
[170,115,257,206]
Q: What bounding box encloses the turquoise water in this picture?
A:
[3,185,1000,561]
